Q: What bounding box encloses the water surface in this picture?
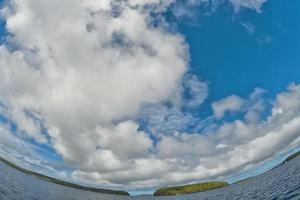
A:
[1,157,300,200]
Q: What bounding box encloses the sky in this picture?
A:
[0,0,300,195]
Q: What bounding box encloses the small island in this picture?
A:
[153,181,229,196]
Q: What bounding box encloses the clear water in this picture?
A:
[1,157,300,200]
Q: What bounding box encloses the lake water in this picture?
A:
[0,157,300,200]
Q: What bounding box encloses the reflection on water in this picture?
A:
[0,157,300,200]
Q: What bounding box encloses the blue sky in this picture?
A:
[182,0,300,112]
[0,0,300,195]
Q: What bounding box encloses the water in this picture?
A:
[0,157,300,200]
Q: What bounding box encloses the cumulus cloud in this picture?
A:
[1,0,296,191]
[212,95,245,119]
[0,0,191,187]
[68,84,300,189]
[0,0,187,160]
[212,88,267,121]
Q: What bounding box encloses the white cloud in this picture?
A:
[0,123,66,180]
[212,95,245,119]
[171,0,268,22]
[1,0,296,191]
[230,0,268,12]
[69,84,300,189]
[0,0,187,161]
[137,74,208,135]
[0,0,190,188]
[184,74,208,108]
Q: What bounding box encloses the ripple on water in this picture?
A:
[0,157,300,200]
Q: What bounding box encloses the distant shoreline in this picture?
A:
[153,182,229,196]
[232,150,300,185]
[1,150,299,197]
[154,150,300,196]
[0,157,129,196]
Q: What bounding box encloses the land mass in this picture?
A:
[1,150,299,197]
[154,150,300,196]
[0,157,129,196]
[234,150,300,185]
[153,182,229,196]
[282,150,300,163]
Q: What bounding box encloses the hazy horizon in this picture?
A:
[0,0,300,194]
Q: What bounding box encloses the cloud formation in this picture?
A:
[230,0,268,12]
[0,0,187,161]
[1,0,297,191]
[212,95,245,119]
[71,84,300,189]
